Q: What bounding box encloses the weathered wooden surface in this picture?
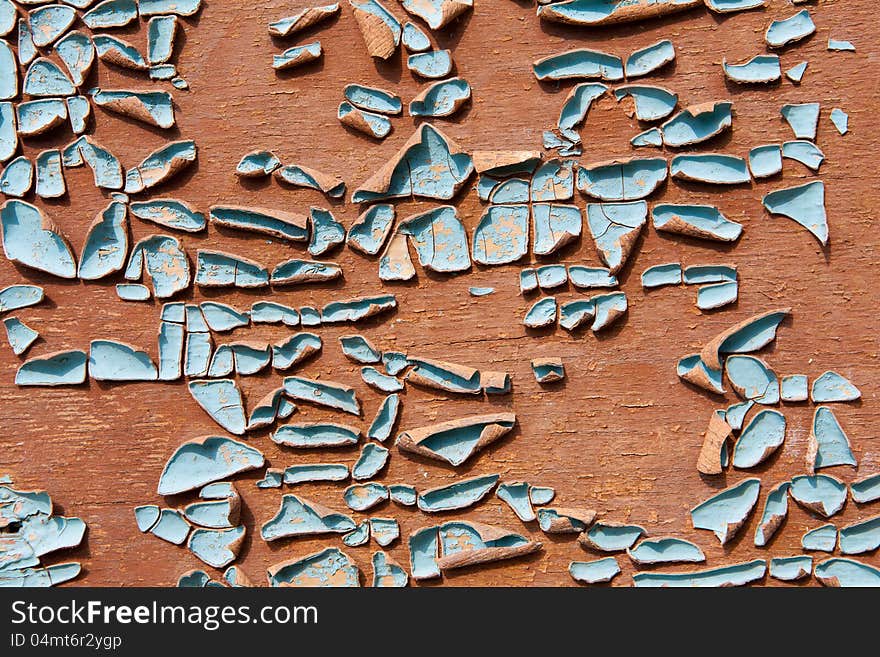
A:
[1,0,878,586]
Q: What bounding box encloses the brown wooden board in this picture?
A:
[1,0,877,586]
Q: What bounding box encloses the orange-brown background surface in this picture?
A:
[1,0,877,585]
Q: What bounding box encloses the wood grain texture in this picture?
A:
[1,0,877,586]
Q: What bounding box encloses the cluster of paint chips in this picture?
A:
[0,477,86,587]
[136,481,246,569]
[0,0,200,201]
[642,263,739,311]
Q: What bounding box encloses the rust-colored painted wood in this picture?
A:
[1,0,877,586]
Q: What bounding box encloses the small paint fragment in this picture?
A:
[653,204,742,242]
[769,555,812,582]
[372,551,407,587]
[257,469,283,489]
[283,375,360,414]
[782,140,824,172]
[531,357,565,383]
[116,283,150,302]
[263,495,355,541]
[94,35,148,71]
[347,204,394,255]
[389,484,417,506]
[396,412,516,467]
[352,443,390,480]
[344,84,402,115]
[339,335,381,364]
[0,157,33,197]
[569,266,617,289]
[268,548,360,587]
[78,202,128,280]
[283,464,349,485]
[134,505,161,533]
[523,297,557,329]
[580,162,664,202]
[157,436,263,496]
[349,0,401,60]
[418,475,500,513]
[0,200,76,278]
[125,140,197,194]
[3,317,38,355]
[344,483,389,512]
[407,50,453,79]
[269,4,339,37]
[802,523,837,552]
[0,285,43,313]
[147,15,177,64]
[273,422,359,449]
[614,85,677,121]
[435,520,541,572]
[754,482,790,547]
[339,102,392,139]
[559,299,596,332]
[402,21,430,53]
[273,41,322,71]
[780,374,808,402]
[830,108,848,135]
[690,478,760,544]
[662,101,732,147]
[838,516,880,555]
[790,474,847,518]
[15,99,66,138]
[671,153,750,185]
[322,294,397,323]
[641,263,681,289]
[91,89,175,129]
[697,410,732,475]
[62,136,123,189]
[780,102,820,141]
[569,558,620,584]
[827,39,855,52]
[535,507,593,534]
[579,522,644,551]
[150,509,190,545]
[811,371,860,403]
[368,517,399,548]
[807,406,857,471]
[631,127,663,148]
[209,205,309,242]
[765,9,815,48]
[188,379,246,435]
[88,340,157,382]
[815,558,880,587]
[34,150,65,200]
[785,61,808,83]
[409,78,471,118]
[627,537,705,565]
[851,474,880,505]
[726,355,778,404]
[342,521,370,547]
[353,124,472,203]
[472,205,529,266]
[762,181,827,245]
[235,150,281,178]
[633,560,766,587]
[625,39,675,78]
[496,482,535,523]
[723,54,781,84]
[748,144,782,179]
[368,394,400,442]
[533,48,624,82]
